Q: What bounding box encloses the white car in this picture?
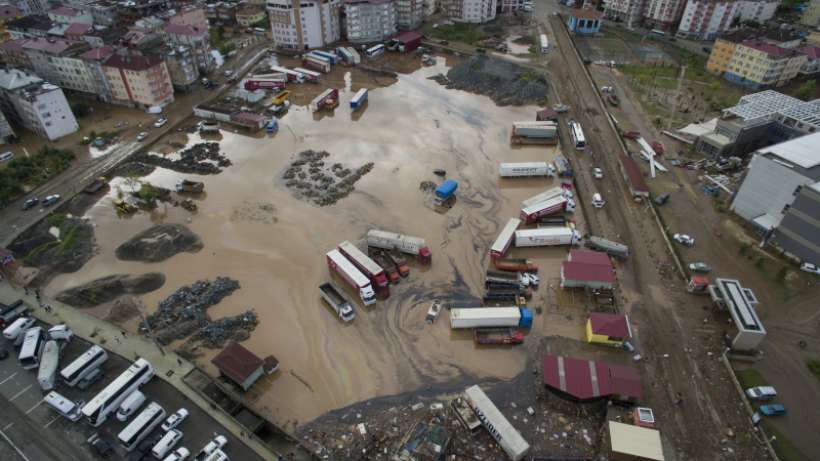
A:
[673,233,695,247]
[194,435,227,460]
[164,447,190,461]
[800,262,820,275]
[161,408,189,432]
[592,167,603,179]
[136,131,149,141]
[154,117,168,128]
[745,386,777,400]
[523,273,539,286]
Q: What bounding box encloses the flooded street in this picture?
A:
[47,57,584,426]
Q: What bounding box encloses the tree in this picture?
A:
[796,80,816,101]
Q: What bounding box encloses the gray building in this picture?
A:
[731,132,820,262]
[164,46,199,91]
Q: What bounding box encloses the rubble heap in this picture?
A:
[282,150,374,206]
[134,142,231,175]
[440,55,548,106]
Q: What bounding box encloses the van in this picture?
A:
[77,367,103,390]
[116,390,146,422]
[44,391,84,421]
[0,151,13,162]
[48,324,73,342]
[3,317,36,346]
[203,449,228,461]
[151,429,183,459]
[0,299,27,328]
[592,193,605,208]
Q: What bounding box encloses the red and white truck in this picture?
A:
[514,228,581,247]
[521,186,572,209]
[326,249,376,305]
[338,241,390,298]
[519,196,576,223]
[366,229,431,264]
[243,79,286,91]
[490,218,521,259]
[310,88,339,111]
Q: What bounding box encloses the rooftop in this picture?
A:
[589,312,632,339]
[164,22,208,37]
[717,28,803,45]
[740,40,799,59]
[211,341,264,384]
[798,46,820,60]
[49,6,83,17]
[543,355,642,400]
[22,37,85,55]
[569,8,603,20]
[609,421,665,461]
[778,99,820,129]
[568,249,611,266]
[104,51,163,71]
[619,153,649,195]
[395,30,423,43]
[724,90,803,123]
[6,14,53,31]
[0,5,22,19]
[80,45,115,61]
[759,132,820,170]
[65,22,93,36]
[562,261,616,283]
[0,68,42,91]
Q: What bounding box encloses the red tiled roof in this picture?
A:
[80,45,115,61]
[0,5,22,19]
[211,341,264,384]
[741,40,797,58]
[569,8,603,20]
[21,37,85,54]
[104,51,163,71]
[64,22,92,36]
[798,46,820,60]
[562,261,616,283]
[164,22,207,37]
[536,108,558,120]
[543,355,642,400]
[589,312,631,339]
[49,6,82,17]
[619,153,649,196]
[568,249,611,266]
[395,30,422,43]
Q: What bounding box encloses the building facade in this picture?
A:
[0,68,79,140]
[735,0,779,24]
[267,0,342,50]
[797,46,820,75]
[102,51,174,108]
[20,37,95,94]
[676,0,739,40]
[603,0,646,29]
[11,0,47,16]
[344,0,397,43]
[772,182,820,265]
[164,23,215,73]
[567,8,603,34]
[642,0,686,30]
[441,0,497,23]
[0,5,23,43]
[79,45,114,102]
[236,5,268,27]
[723,40,807,89]
[423,0,437,16]
[395,0,423,28]
[164,45,199,91]
[47,6,93,24]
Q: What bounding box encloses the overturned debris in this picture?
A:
[282,150,374,206]
[442,55,548,106]
[133,142,231,175]
[115,224,203,263]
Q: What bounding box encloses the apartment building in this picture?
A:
[164,22,215,72]
[395,0,423,28]
[11,0,47,16]
[78,45,113,102]
[706,29,803,76]
[643,0,686,30]
[344,0,397,43]
[47,6,93,24]
[423,0,437,16]
[236,5,268,27]
[87,1,119,26]
[723,41,806,89]
[0,39,31,68]
[802,0,820,27]
[267,0,342,50]
[6,14,53,40]
[168,6,210,31]
[604,0,646,28]
[735,0,779,24]
[0,5,23,43]
[21,37,96,93]
[164,45,199,91]
[441,0,497,23]
[798,46,820,75]
[102,51,174,108]
[676,0,738,40]
[0,68,79,140]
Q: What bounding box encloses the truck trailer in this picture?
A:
[319,283,356,322]
[326,249,377,305]
[474,328,525,345]
[519,196,575,223]
[293,67,321,82]
[521,187,570,209]
[515,228,581,247]
[310,88,339,111]
[338,241,390,298]
[490,218,521,259]
[243,79,286,91]
[463,385,530,460]
[493,258,538,272]
[511,121,558,138]
[585,236,629,259]
[350,88,368,111]
[302,56,331,73]
[449,307,533,329]
[366,229,431,264]
[499,162,552,178]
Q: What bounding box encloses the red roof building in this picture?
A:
[211,341,278,391]
[543,355,642,401]
[561,249,616,290]
[587,312,632,346]
[567,249,611,266]
[619,153,650,197]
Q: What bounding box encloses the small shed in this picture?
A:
[586,312,632,347]
[211,341,277,391]
[608,421,664,461]
[567,8,603,35]
[394,31,422,53]
[619,153,650,197]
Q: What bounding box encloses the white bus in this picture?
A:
[81,358,155,427]
[365,44,384,58]
[18,326,44,370]
[539,34,549,53]
[118,402,165,452]
[569,120,586,150]
[61,344,108,387]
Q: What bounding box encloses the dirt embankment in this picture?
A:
[435,55,548,106]
[115,224,203,262]
[282,150,374,206]
[56,272,166,308]
[132,142,231,175]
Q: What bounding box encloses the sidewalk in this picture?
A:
[0,280,282,461]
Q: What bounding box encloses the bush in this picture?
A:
[0,147,75,208]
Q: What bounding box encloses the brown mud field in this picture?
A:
[46,57,587,427]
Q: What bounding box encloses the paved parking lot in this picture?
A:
[0,320,262,461]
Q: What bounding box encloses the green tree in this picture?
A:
[796,80,816,101]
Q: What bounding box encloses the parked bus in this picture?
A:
[539,34,549,53]
[568,120,586,150]
[81,358,155,427]
[365,44,385,58]
[37,340,60,391]
[117,402,166,452]
[44,391,83,421]
[61,345,109,387]
[18,326,44,370]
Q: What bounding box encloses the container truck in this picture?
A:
[514,228,581,247]
[385,252,410,277]
[499,162,552,178]
[319,283,356,322]
[326,249,377,305]
[243,79,286,91]
[350,88,368,111]
[486,270,526,286]
[493,258,538,273]
[293,67,321,82]
[585,235,629,259]
[310,50,338,65]
[305,52,332,66]
[268,66,305,83]
[521,186,571,209]
[435,179,458,206]
[310,88,339,111]
[336,47,354,64]
[366,229,431,264]
[511,121,558,138]
[474,328,525,345]
[302,56,331,73]
[37,340,60,392]
[490,218,521,259]
[346,47,362,65]
[449,307,533,329]
[368,250,400,283]
[463,385,530,461]
[519,196,575,223]
[338,241,390,298]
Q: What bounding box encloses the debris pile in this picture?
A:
[440,55,548,106]
[115,224,203,262]
[133,142,231,175]
[282,150,374,206]
[56,272,166,308]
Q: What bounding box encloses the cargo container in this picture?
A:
[489,218,521,259]
[389,31,422,53]
[521,186,571,209]
[346,47,362,65]
[243,79,286,91]
[585,236,629,259]
[449,307,533,329]
[305,52,332,65]
[514,228,581,247]
[493,258,538,272]
[385,251,410,277]
[366,229,431,263]
[499,162,551,177]
[511,121,558,138]
[293,67,321,82]
[319,283,356,322]
[311,50,338,64]
[519,196,575,223]
[302,56,331,73]
[268,66,305,83]
[463,385,530,460]
[435,179,458,205]
[326,249,377,305]
[37,340,60,392]
[474,328,525,345]
[338,241,390,298]
[310,88,339,111]
[350,88,368,111]
[336,47,354,64]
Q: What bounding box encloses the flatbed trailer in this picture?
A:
[474,328,525,345]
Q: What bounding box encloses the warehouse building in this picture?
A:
[542,355,642,403]
[211,341,279,391]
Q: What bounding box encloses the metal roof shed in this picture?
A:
[560,261,616,290]
[211,341,265,391]
[708,278,765,351]
[608,421,665,461]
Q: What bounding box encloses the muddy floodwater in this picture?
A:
[48,57,584,426]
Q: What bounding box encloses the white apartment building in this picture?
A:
[423,0,437,16]
[676,0,739,40]
[267,0,342,50]
[643,0,686,30]
[735,0,779,24]
[442,0,497,23]
[0,68,79,140]
[395,0,423,28]
[344,0,397,43]
[604,0,646,28]
[20,38,100,96]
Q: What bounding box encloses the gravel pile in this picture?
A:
[134,142,231,175]
[115,224,203,263]
[283,150,374,206]
[442,55,548,106]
